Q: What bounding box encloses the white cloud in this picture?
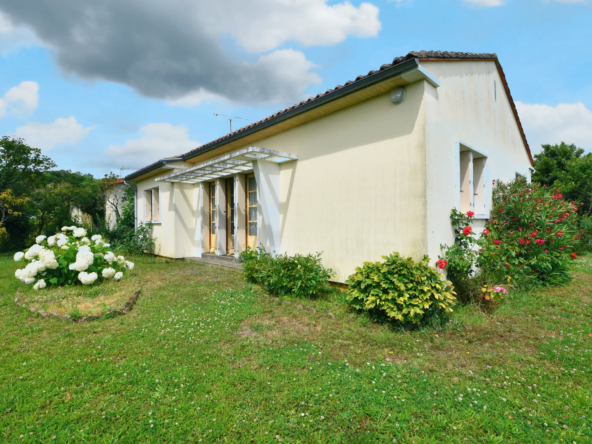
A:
[14,117,93,151]
[516,101,592,153]
[463,0,506,6]
[0,81,39,118]
[104,123,199,169]
[209,0,382,53]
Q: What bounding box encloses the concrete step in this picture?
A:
[185,255,243,271]
[202,253,238,264]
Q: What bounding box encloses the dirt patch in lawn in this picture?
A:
[14,272,143,318]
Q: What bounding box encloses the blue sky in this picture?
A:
[0,0,591,178]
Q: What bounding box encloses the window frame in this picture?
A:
[144,186,161,223]
[455,142,490,218]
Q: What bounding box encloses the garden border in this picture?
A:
[14,288,141,322]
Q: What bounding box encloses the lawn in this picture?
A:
[1,254,591,443]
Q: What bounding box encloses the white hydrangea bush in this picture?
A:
[13,226,134,290]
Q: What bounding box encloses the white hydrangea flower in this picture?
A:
[104,252,116,264]
[102,267,116,279]
[33,279,47,291]
[14,252,24,261]
[125,261,134,270]
[69,226,77,230]
[73,227,87,238]
[24,244,43,260]
[114,272,123,281]
[78,271,98,285]
[91,234,102,241]
[61,246,69,250]
[68,249,94,272]
[39,249,59,270]
[61,226,71,231]
[57,234,69,247]
[16,261,46,284]
[103,243,110,248]
[80,237,91,245]
[36,235,47,244]
[47,236,56,247]
[116,255,125,265]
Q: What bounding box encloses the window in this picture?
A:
[144,188,160,222]
[458,145,488,216]
[247,174,257,237]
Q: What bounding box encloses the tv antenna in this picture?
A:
[214,113,249,133]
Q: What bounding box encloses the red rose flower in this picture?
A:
[436,259,448,269]
[483,229,490,236]
[466,211,475,217]
[557,232,563,237]
[498,209,503,213]
[571,252,577,260]
[494,240,501,245]
[530,231,537,237]
[519,239,524,245]
[462,226,473,236]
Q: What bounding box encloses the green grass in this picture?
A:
[1,254,591,443]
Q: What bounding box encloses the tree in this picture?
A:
[555,154,592,215]
[0,136,56,195]
[532,142,585,186]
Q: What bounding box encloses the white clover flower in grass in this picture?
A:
[33,279,46,291]
[91,234,102,242]
[114,272,123,281]
[102,268,116,279]
[47,236,56,247]
[36,235,47,244]
[125,261,134,270]
[14,252,24,261]
[73,227,87,238]
[78,272,98,285]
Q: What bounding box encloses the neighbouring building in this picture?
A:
[125,51,533,283]
[104,179,129,229]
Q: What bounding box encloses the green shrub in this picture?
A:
[346,253,456,325]
[117,222,155,255]
[239,247,333,298]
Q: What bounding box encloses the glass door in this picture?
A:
[226,178,235,255]
[209,182,216,253]
[246,174,257,250]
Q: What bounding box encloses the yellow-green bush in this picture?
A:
[346,253,456,325]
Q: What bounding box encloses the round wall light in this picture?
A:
[390,86,406,105]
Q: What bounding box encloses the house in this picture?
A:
[104,179,129,229]
[125,51,533,283]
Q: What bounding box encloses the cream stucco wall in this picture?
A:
[422,60,532,263]
[257,80,428,282]
[135,175,196,258]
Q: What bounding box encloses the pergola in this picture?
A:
[155,146,298,184]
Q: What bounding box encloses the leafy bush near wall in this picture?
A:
[346,253,456,326]
[239,247,333,298]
